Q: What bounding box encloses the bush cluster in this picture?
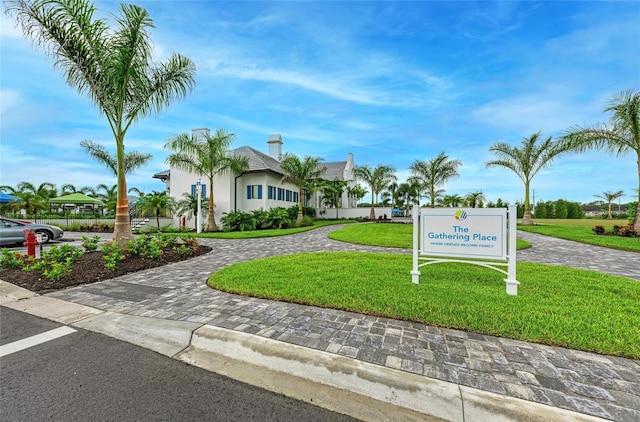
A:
[592,223,638,237]
[220,206,314,232]
[0,234,201,280]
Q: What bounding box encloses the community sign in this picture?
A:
[421,208,506,259]
[411,206,519,295]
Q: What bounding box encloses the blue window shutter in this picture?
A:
[258,185,262,199]
[247,186,251,199]
[191,185,196,196]
[267,186,272,200]
[202,184,207,198]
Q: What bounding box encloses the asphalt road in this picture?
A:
[0,306,358,422]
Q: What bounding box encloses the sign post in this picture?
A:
[411,205,519,295]
[196,179,202,234]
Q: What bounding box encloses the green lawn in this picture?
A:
[328,223,531,250]
[208,252,640,358]
[531,218,630,229]
[186,219,356,239]
[518,223,640,252]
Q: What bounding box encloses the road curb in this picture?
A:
[180,324,607,422]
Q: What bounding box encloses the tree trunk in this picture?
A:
[521,181,533,225]
[369,192,375,220]
[634,159,640,232]
[206,187,217,231]
[112,135,134,246]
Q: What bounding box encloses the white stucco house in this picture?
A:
[153,128,376,228]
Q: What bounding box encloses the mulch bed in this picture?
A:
[0,245,212,293]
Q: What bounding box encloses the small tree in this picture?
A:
[353,164,397,219]
[280,153,326,222]
[319,179,347,218]
[594,190,624,219]
[137,191,175,229]
[409,152,462,208]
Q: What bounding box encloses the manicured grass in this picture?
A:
[328,223,531,250]
[189,219,356,239]
[518,224,640,252]
[208,252,640,358]
[531,218,630,229]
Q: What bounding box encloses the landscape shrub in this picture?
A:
[592,225,605,235]
[102,242,125,270]
[220,211,256,232]
[0,249,35,269]
[27,244,83,281]
[267,207,290,229]
[81,235,101,252]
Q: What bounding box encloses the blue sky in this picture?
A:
[1,0,639,205]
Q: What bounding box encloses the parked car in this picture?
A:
[0,217,64,246]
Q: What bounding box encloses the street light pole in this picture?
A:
[196,179,202,234]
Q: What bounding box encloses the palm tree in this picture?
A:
[165,129,249,231]
[6,0,196,245]
[353,164,397,219]
[486,132,570,225]
[96,184,118,214]
[280,153,326,222]
[80,140,153,177]
[396,182,420,216]
[60,183,96,196]
[562,90,640,231]
[409,152,462,208]
[17,182,56,199]
[137,191,175,229]
[439,194,464,207]
[347,184,368,207]
[594,190,624,220]
[319,179,347,218]
[465,191,486,208]
[175,192,206,230]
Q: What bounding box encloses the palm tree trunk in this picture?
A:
[634,159,640,232]
[297,188,304,222]
[207,188,217,231]
[521,181,533,225]
[113,134,134,246]
[369,192,375,220]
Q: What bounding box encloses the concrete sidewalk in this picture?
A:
[1,281,612,422]
[1,226,639,421]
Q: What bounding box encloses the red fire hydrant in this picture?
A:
[23,229,38,257]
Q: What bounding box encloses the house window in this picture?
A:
[293,192,298,203]
[277,188,284,201]
[190,184,207,198]
[247,185,262,199]
[267,185,276,200]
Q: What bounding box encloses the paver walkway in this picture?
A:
[47,226,640,421]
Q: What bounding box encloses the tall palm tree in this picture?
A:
[409,152,462,208]
[594,190,624,220]
[280,153,326,222]
[165,129,249,231]
[353,164,397,219]
[80,140,153,177]
[562,90,640,231]
[486,132,570,225]
[137,191,175,229]
[396,182,420,215]
[6,0,196,245]
[16,181,56,199]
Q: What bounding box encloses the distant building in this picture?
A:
[154,128,361,227]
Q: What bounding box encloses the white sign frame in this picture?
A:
[411,205,520,295]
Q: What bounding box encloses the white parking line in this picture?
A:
[0,326,77,357]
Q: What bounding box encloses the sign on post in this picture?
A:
[411,206,519,295]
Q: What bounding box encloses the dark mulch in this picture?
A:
[0,245,212,293]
